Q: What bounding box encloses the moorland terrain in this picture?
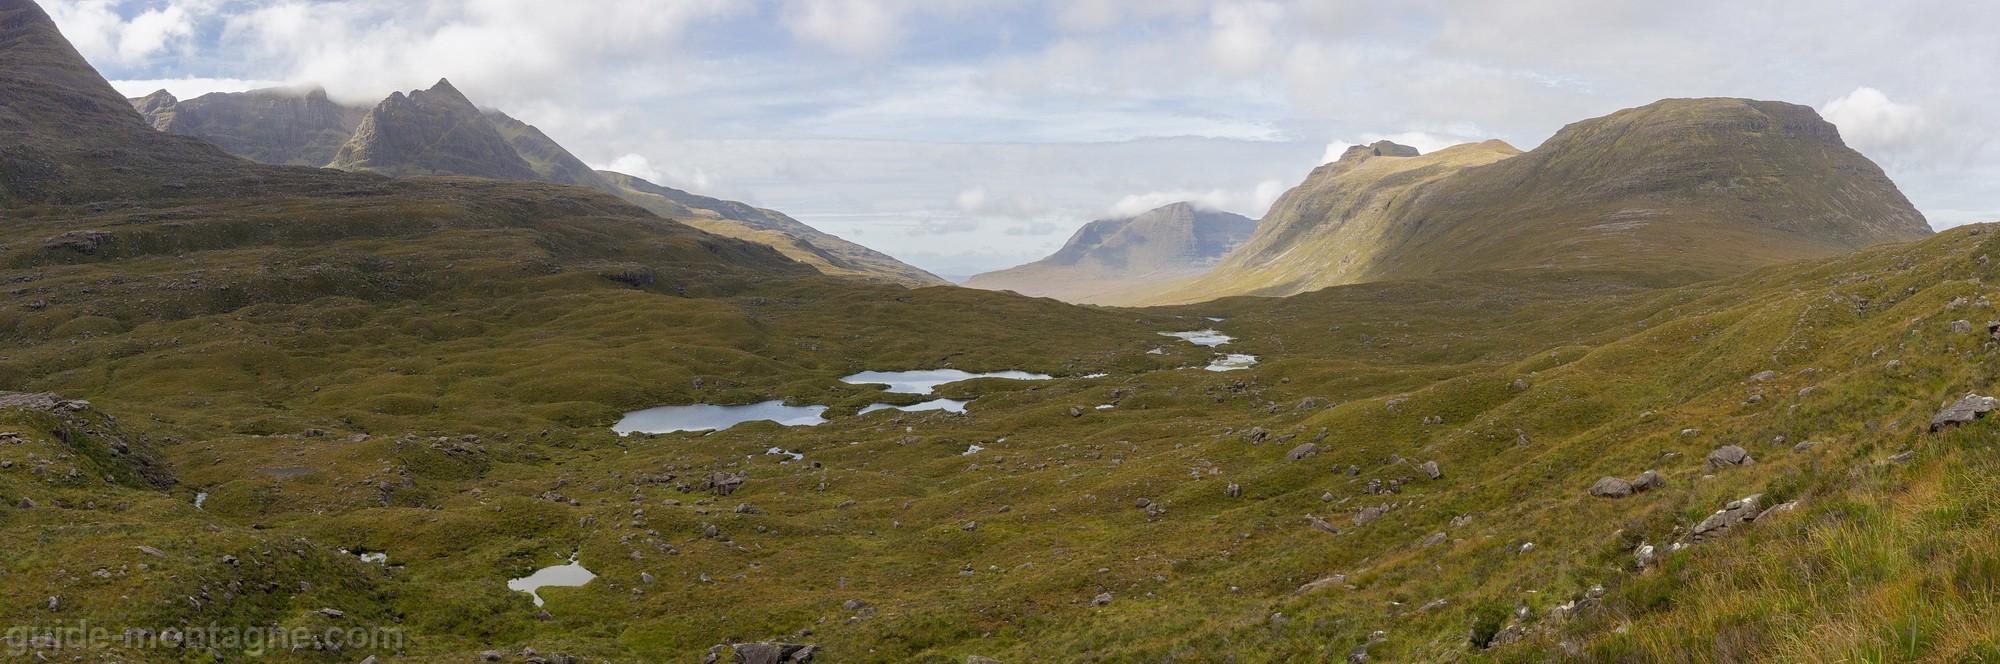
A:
[4,1,1999,662]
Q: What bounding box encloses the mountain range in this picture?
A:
[989,102,1931,306]
[964,201,1256,303]
[130,81,945,287]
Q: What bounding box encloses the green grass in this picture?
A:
[5,177,2000,661]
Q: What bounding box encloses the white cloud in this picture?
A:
[44,0,200,66]
[590,153,731,196]
[1821,88,1925,153]
[782,0,906,56]
[1207,2,1285,75]
[1250,179,1288,217]
[1106,182,1281,220]
[116,4,194,62]
[1002,221,1064,236]
[953,187,1047,219]
[108,77,287,99]
[595,153,665,184]
[1319,140,1355,164]
[217,0,740,106]
[1052,0,1205,32]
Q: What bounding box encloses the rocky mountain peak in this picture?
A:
[131,89,178,130]
[1338,140,1421,162]
[326,77,540,180]
[417,78,471,105]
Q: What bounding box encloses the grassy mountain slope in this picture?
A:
[1126,140,1520,305]
[965,201,1258,304]
[598,170,947,287]
[482,110,617,189]
[1140,99,1933,306]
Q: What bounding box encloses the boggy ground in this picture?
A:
[8,216,2000,661]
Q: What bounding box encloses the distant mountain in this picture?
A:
[0,0,361,205]
[1122,139,1519,304]
[965,202,1257,303]
[131,86,366,166]
[124,82,944,287]
[327,79,542,181]
[1137,99,1934,304]
[598,170,947,286]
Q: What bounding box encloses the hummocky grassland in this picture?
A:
[7,0,2000,662]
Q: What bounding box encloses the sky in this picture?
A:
[45,0,2000,278]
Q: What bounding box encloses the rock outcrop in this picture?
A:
[0,391,175,490]
[1930,393,1999,431]
[728,642,818,663]
[1689,494,1783,543]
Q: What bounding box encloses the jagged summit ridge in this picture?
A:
[327,78,542,180]
[120,75,945,286]
[131,84,367,166]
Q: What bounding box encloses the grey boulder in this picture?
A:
[1588,476,1633,498]
[1930,393,2000,431]
[1705,445,1754,472]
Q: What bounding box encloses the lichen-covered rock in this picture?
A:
[0,391,174,490]
[1589,476,1633,498]
[706,471,747,496]
[1930,393,2000,431]
[1634,543,1658,568]
[1297,574,1346,594]
[1306,515,1341,534]
[730,642,818,663]
[1705,445,1754,472]
[1630,470,1665,491]
[1285,442,1321,460]
[1691,494,1763,543]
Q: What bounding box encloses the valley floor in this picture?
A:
[8,225,2000,662]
